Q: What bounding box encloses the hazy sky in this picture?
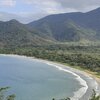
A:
[0,0,100,23]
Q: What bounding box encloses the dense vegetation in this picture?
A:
[0,44,100,75]
[0,19,53,47]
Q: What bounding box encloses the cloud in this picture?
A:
[55,0,100,12]
[0,0,16,7]
[0,0,100,23]
[0,12,21,21]
[0,11,47,23]
[20,0,100,23]
[24,0,65,14]
[24,0,100,13]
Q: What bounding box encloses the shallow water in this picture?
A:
[0,55,82,100]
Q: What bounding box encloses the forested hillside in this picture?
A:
[0,20,53,47]
[0,8,100,47]
[28,7,100,42]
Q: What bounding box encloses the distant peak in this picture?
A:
[92,7,100,11]
[95,7,100,10]
[87,7,100,14]
[10,19,19,22]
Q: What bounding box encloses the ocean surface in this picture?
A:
[0,55,83,100]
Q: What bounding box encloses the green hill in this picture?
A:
[1,8,100,47]
[0,19,52,47]
[28,8,100,43]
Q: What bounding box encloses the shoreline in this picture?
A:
[0,54,100,100]
[45,62,88,100]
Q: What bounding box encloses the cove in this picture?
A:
[0,55,84,100]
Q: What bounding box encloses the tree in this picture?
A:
[89,90,100,100]
[0,87,15,100]
[7,94,16,100]
[65,97,71,100]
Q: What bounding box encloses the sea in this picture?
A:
[0,55,85,100]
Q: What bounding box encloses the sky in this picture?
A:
[0,0,100,23]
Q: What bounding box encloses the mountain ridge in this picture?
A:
[0,7,100,47]
[0,19,53,47]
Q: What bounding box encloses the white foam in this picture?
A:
[46,62,88,100]
[94,80,99,90]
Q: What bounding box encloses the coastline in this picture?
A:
[40,60,100,100]
[46,62,88,100]
[0,54,100,100]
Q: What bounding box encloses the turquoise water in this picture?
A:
[0,55,82,100]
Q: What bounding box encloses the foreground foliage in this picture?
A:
[89,90,100,100]
[0,87,99,100]
[0,87,15,100]
[52,90,100,100]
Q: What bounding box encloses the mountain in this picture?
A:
[28,7,100,42]
[0,12,21,22]
[0,19,52,47]
[0,7,100,48]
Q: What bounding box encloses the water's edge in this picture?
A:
[46,62,88,100]
[0,54,99,100]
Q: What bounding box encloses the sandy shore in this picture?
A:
[39,60,100,100]
[0,54,100,100]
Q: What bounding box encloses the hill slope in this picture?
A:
[0,20,52,47]
[28,7,100,42]
[0,7,100,48]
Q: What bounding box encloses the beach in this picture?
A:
[39,60,100,100]
[0,54,100,100]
